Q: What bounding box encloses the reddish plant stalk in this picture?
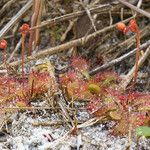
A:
[0,39,7,68]
[21,32,25,81]
[116,19,140,87]
[4,47,6,67]
[128,19,140,86]
[20,23,30,84]
[133,28,140,86]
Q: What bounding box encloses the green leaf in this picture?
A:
[88,84,101,94]
[136,126,150,137]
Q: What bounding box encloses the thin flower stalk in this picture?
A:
[20,23,30,82]
[116,19,141,86]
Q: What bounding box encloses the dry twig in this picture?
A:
[79,0,97,31]
[118,0,150,18]
[7,39,22,63]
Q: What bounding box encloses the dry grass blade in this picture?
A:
[29,0,42,55]
[77,117,100,129]
[80,0,97,31]
[0,0,32,38]
[7,39,22,63]
[35,0,43,47]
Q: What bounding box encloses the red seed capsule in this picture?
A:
[128,19,137,32]
[0,39,7,49]
[20,23,30,34]
[116,22,126,32]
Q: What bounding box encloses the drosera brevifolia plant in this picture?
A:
[0,39,8,69]
[60,56,150,136]
[20,23,30,83]
[116,18,141,87]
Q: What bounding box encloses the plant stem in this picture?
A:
[4,47,6,68]
[132,28,140,86]
[21,33,25,82]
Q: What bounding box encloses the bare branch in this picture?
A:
[118,0,150,18]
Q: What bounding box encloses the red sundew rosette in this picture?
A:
[59,72,79,86]
[86,98,103,115]
[71,57,90,79]
[129,113,147,127]
[71,57,89,72]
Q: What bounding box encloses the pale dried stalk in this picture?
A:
[7,39,22,63]
[35,0,43,46]
[29,0,41,55]
[80,0,97,31]
[32,121,64,127]
[61,19,77,42]
[0,114,11,131]
[118,0,150,18]
[77,117,100,128]
[0,106,60,110]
